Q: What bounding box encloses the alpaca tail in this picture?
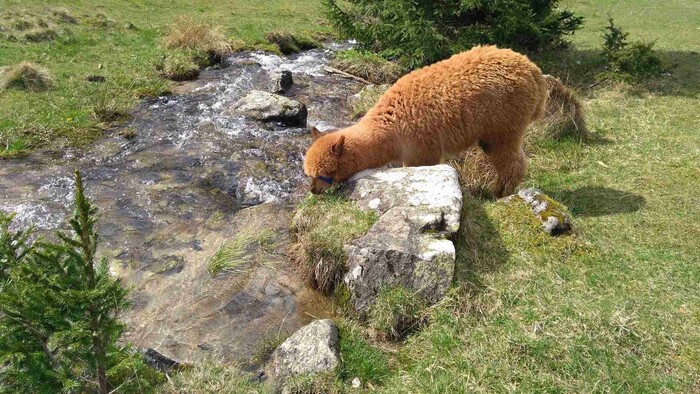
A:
[528,72,549,123]
[541,74,587,134]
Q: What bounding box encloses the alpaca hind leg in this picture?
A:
[484,142,527,198]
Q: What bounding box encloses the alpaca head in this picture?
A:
[303,126,346,194]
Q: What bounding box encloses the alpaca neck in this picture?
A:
[339,123,399,179]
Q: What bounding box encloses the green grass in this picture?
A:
[330,50,406,84]
[348,84,389,119]
[374,1,700,391]
[207,228,274,276]
[0,1,329,156]
[158,361,267,394]
[368,286,426,341]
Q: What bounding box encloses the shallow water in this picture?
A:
[0,43,360,364]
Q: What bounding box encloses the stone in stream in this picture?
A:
[268,319,340,384]
[233,90,307,127]
[269,70,294,93]
[142,348,186,373]
[341,165,463,316]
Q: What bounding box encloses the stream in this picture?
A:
[0,42,361,365]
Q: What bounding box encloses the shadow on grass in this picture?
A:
[453,193,509,293]
[549,186,645,217]
[533,48,700,98]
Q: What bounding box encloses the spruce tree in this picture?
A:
[0,169,161,393]
[324,0,584,68]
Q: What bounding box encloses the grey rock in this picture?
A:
[233,90,307,127]
[142,348,184,373]
[514,188,572,235]
[269,70,294,93]
[342,165,462,315]
[269,319,340,383]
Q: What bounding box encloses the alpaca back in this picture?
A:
[363,46,548,157]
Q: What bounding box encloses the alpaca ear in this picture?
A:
[311,126,323,141]
[331,135,345,157]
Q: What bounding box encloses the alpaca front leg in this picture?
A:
[484,143,527,198]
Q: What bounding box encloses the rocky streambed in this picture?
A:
[0,43,363,364]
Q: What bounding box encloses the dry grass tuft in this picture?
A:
[331,51,405,84]
[534,75,588,140]
[0,62,53,92]
[159,361,262,393]
[449,147,499,198]
[51,9,78,25]
[162,16,232,62]
[21,28,58,42]
[159,52,200,81]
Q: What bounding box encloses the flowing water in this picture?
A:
[0,43,361,365]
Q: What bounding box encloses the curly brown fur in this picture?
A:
[304,45,548,198]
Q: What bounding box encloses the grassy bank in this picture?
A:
[381,0,700,391]
[0,0,328,156]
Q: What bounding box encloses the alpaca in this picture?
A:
[304,45,549,197]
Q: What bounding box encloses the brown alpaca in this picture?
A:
[304,45,548,197]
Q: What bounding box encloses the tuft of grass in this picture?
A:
[51,9,77,24]
[251,333,289,366]
[91,89,133,123]
[290,194,377,294]
[158,361,265,393]
[330,50,406,84]
[11,18,33,31]
[21,27,58,42]
[0,61,53,92]
[1,134,29,158]
[159,52,200,81]
[450,147,499,198]
[369,286,427,341]
[348,84,389,118]
[162,16,232,63]
[535,75,588,140]
[265,31,320,55]
[207,228,275,276]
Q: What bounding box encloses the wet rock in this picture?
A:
[142,348,184,373]
[268,319,340,383]
[341,165,462,315]
[510,188,573,235]
[233,90,307,127]
[269,70,294,93]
